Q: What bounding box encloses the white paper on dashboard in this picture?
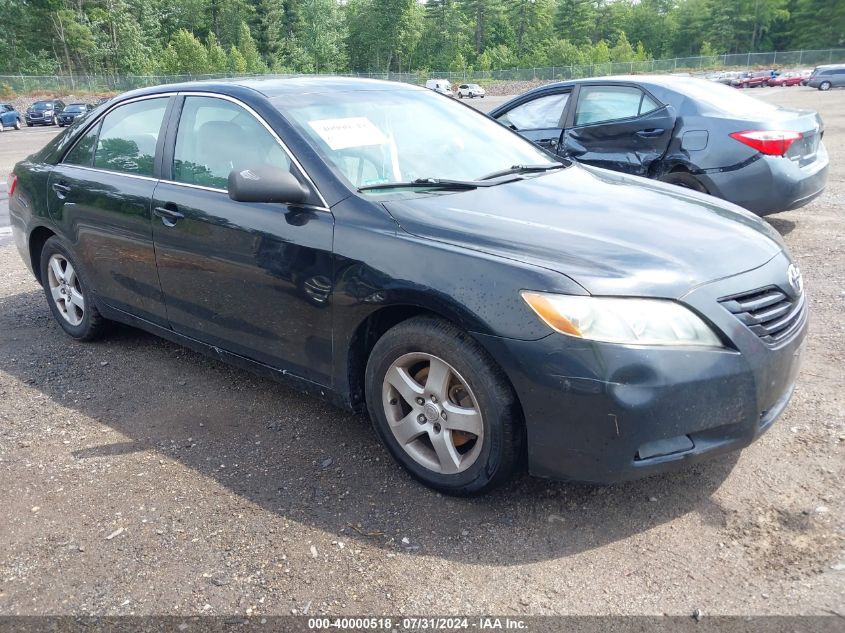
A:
[308,117,389,150]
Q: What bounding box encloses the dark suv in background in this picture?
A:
[807,65,845,90]
[25,99,65,126]
[57,103,91,127]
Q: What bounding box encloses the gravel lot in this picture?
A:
[0,87,842,617]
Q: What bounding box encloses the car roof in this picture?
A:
[109,76,425,105]
[513,74,744,97]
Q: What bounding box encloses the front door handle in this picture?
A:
[154,205,184,227]
[635,128,666,139]
[52,182,71,199]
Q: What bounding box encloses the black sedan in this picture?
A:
[8,78,807,494]
[489,76,828,216]
[57,102,92,126]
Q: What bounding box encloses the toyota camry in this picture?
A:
[8,78,807,495]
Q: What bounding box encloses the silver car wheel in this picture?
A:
[381,352,484,475]
[47,254,85,326]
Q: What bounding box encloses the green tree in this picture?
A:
[554,0,596,45]
[237,21,266,73]
[161,29,209,74]
[611,31,636,62]
[228,45,248,73]
[206,32,229,72]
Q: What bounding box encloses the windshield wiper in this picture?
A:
[358,178,479,192]
[479,163,565,181]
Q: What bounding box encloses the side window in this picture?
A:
[94,98,168,176]
[497,93,569,131]
[173,96,291,190]
[574,86,661,126]
[64,122,101,167]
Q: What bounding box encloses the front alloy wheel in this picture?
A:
[382,352,484,475]
[819,81,831,91]
[366,316,522,495]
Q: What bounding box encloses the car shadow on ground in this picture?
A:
[0,288,739,566]
[766,216,796,236]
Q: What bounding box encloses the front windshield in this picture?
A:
[32,101,52,110]
[273,88,557,192]
[65,105,85,112]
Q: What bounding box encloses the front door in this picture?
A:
[46,96,172,324]
[562,84,675,175]
[494,91,571,154]
[151,95,335,384]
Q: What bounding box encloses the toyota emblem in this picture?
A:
[787,264,803,296]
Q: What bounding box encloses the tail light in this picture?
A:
[7,173,16,197]
[729,130,802,156]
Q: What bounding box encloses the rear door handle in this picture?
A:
[636,128,666,138]
[154,205,184,227]
[52,182,71,199]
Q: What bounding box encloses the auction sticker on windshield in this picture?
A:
[308,117,388,150]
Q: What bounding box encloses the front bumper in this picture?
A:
[475,253,807,484]
[25,113,54,125]
[702,144,829,216]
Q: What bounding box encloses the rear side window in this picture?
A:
[498,92,569,131]
[172,96,291,190]
[64,122,101,167]
[574,86,659,126]
[94,98,168,177]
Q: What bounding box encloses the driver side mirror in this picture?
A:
[228,165,309,204]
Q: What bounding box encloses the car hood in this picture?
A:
[382,164,783,298]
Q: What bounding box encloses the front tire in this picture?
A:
[52,115,59,125]
[819,81,832,91]
[365,316,523,495]
[40,237,106,341]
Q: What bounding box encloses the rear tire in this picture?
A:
[14,119,21,130]
[819,81,832,91]
[365,316,523,495]
[660,171,708,194]
[40,237,107,341]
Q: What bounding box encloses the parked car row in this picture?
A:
[0,99,113,132]
[709,65,845,90]
[8,76,809,494]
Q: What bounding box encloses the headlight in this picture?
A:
[521,291,722,347]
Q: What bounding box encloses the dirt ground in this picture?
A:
[0,87,842,617]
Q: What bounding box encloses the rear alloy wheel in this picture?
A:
[14,119,21,130]
[366,316,522,495]
[660,171,708,194]
[819,81,832,91]
[40,237,106,340]
[0,121,4,132]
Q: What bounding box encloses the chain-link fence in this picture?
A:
[2,48,844,95]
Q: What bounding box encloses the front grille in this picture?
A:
[719,286,806,345]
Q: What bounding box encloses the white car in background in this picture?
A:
[457,83,486,99]
[425,79,453,96]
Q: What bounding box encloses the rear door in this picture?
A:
[561,83,675,175]
[150,94,334,383]
[46,96,172,324]
[493,90,572,154]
